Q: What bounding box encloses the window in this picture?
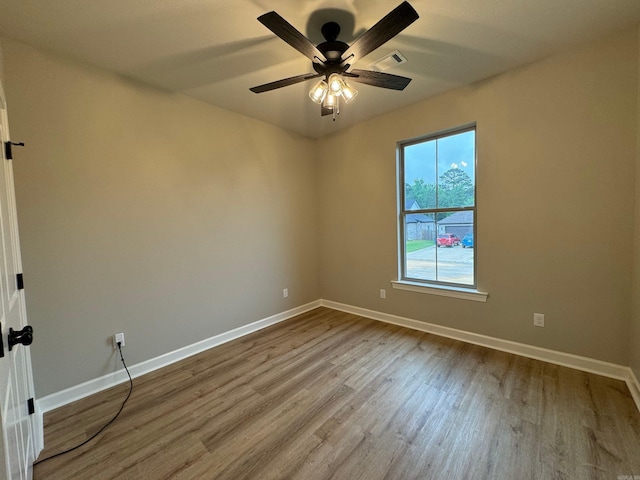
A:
[398,125,476,290]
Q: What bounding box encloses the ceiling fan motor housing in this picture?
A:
[314,21,350,73]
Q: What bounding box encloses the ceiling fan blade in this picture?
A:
[250,73,322,93]
[258,11,327,63]
[321,105,333,116]
[341,2,419,66]
[349,69,412,90]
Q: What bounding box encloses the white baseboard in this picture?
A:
[37,300,321,414]
[37,298,640,416]
[320,300,640,410]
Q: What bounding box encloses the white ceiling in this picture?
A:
[1,0,639,138]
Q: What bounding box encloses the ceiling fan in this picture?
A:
[249,2,419,119]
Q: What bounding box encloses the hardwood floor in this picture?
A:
[34,307,640,479]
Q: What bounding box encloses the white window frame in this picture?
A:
[395,124,487,302]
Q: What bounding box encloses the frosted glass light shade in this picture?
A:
[328,74,345,94]
[341,81,358,103]
[322,92,338,109]
[309,80,328,104]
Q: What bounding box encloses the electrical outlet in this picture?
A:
[380,289,386,299]
[113,332,125,349]
[283,288,288,298]
[533,313,545,327]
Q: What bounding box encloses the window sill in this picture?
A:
[391,280,488,302]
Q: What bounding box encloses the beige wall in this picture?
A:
[632,28,640,381]
[2,39,320,397]
[0,41,4,86]
[318,27,638,366]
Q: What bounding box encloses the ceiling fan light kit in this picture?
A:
[308,74,358,120]
[250,1,419,120]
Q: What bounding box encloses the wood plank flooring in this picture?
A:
[34,307,640,479]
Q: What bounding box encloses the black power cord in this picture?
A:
[34,342,133,466]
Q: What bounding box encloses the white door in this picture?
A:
[0,82,39,479]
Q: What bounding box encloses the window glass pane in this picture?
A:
[404,213,436,281]
[436,130,475,208]
[404,140,436,210]
[435,214,474,285]
[405,213,474,286]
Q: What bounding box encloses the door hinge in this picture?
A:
[27,398,35,415]
[4,141,25,160]
[16,273,24,290]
